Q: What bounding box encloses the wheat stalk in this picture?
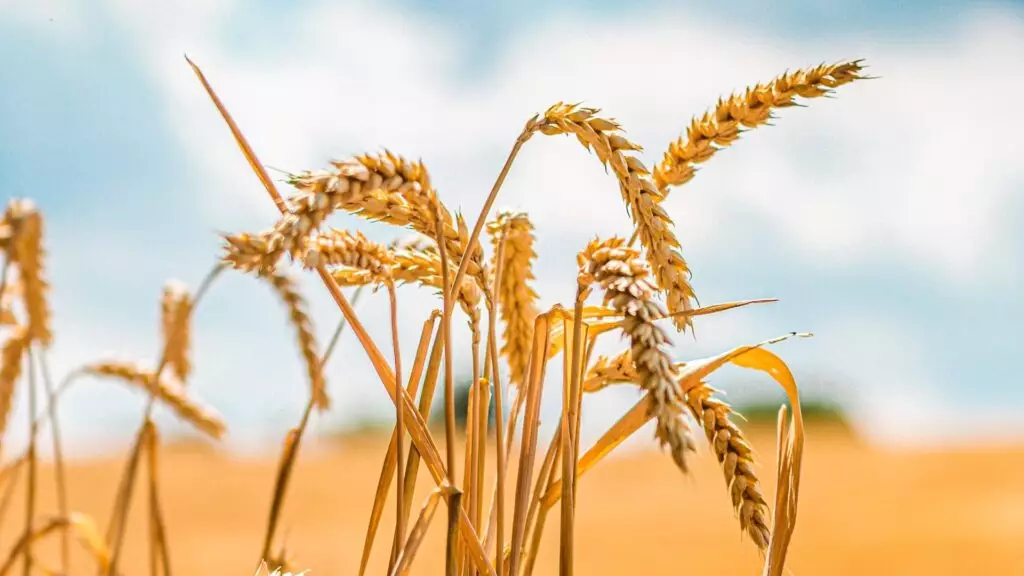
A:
[577,238,695,472]
[83,361,225,439]
[486,212,538,388]
[653,60,867,194]
[538,104,697,332]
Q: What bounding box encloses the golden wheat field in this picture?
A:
[7,426,1024,575]
[3,54,1018,576]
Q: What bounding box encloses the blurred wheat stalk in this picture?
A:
[0,57,869,576]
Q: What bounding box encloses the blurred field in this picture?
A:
[8,423,1024,575]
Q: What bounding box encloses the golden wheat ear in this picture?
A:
[577,237,696,473]
[653,59,869,194]
[486,211,539,388]
[160,280,193,384]
[82,361,226,439]
[4,200,52,346]
[538,104,697,332]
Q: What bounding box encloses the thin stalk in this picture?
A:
[485,222,508,574]
[559,292,587,576]
[508,312,552,576]
[22,349,37,576]
[435,208,459,576]
[145,422,171,576]
[523,431,563,576]
[522,425,561,574]
[381,312,439,576]
[398,321,445,526]
[387,282,406,566]
[37,351,69,574]
[435,210,457,482]
[448,120,538,309]
[473,378,489,533]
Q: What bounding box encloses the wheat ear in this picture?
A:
[264,273,329,410]
[287,152,492,298]
[486,212,538,388]
[330,243,483,327]
[0,326,29,441]
[4,200,52,346]
[577,237,695,471]
[83,361,225,439]
[685,382,770,549]
[160,281,192,383]
[581,350,636,393]
[653,60,867,194]
[539,104,696,331]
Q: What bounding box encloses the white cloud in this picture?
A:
[6,0,1021,452]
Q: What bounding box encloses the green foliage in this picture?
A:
[734,397,848,425]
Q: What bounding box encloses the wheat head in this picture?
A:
[0,325,29,440]
[330,242,483,326]
[685,382,770,549]
[286,152,492,301]
[577,237,695,472]
[486,211,538,388]
[264,272,329,410]
[83,361,225,439]
[653,60,867,193]
[4,199,52,346]
[582,350,636,393]
[538,104,696,332]
[161,280,193,383]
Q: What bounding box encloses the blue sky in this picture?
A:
[2,0,1023,454]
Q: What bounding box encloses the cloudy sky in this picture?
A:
[2,0,1022,455]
